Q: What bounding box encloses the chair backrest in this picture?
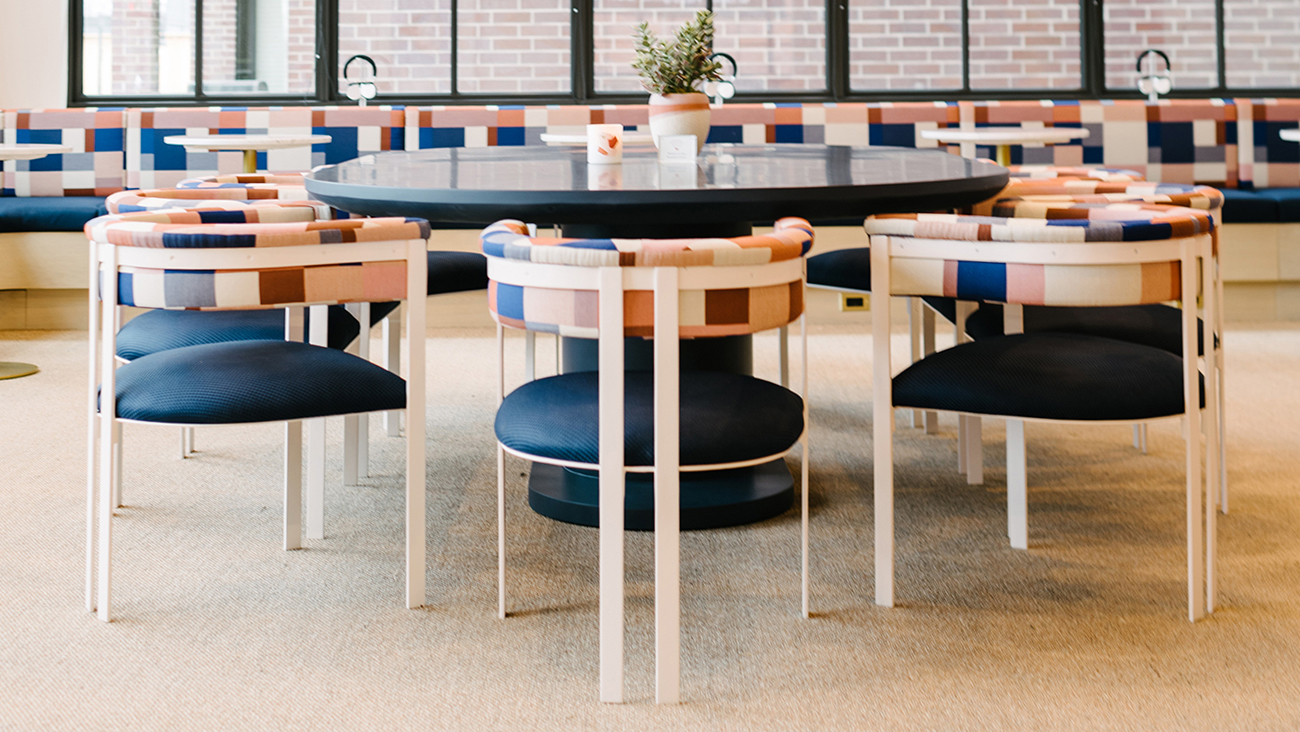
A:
[481,218,814,338]
[865,208,1213,307]
[88,209,430,311]
[175,173,307,189]
[988,187,1224,223]
[1006,165,1145,182]
[105,185,312,214]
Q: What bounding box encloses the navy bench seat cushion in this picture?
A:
[892,332,1203,422]
[107,340,406,424]
[0,196,110,232]
[1220,189,1277,224]
[1253,188,1300,223]
[427,250,488,296]
[496,371,804,467]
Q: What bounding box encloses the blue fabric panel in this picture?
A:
[874,124,915,148]
[1156,122,1196,164]
[496,127,525,146]
[118,272,134,307]
[706,126,744,144]
[427,251,488,296]
[1263,122,1300,164]
[1083,146,1104,164]
[108,340,406,424]
[892,333,1204,421]
[773,125,803,143]
[388,127,404,150]
[159,232,258,248]
[495,371,805,467]
[116,306,364,360]
[1118,221,1174,241]
[955,261,1006,302]
[1220,188,1278,223]
[495,282,525,321]
[422,128,465,149]
[0,197,110,232]
[149,129,189,169]
[1255,188,1300,223]
[316,126,357,163]
[806,248,870,292]
[95,128,125,151]
[964,303,1202,356]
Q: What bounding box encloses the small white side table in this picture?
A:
[921,127,1091,166]
[163,134,332,174]
[0,143,74,379]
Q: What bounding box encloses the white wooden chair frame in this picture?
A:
[869,231,1219,621]
[489,255,810,704]
[85,237,429,622]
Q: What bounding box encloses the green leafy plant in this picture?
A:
[632,10,722,95]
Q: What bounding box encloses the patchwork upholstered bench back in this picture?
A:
[126,106,405,189]
[0,108,127,197]
[1235,98,1300,189]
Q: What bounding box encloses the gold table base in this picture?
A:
[0,362,39,380]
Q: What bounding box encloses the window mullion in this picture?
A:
[194,0,204,100]
[961,0,970,93]
[827,0,847,100]
[572,0,592,103]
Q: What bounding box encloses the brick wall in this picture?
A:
[338,0,451,94]
[457,0,571,94]
[1104,0,1218,90]
[1224,0,1300,88]
[110,1,161,94]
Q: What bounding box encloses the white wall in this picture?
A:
[0,0,70,109]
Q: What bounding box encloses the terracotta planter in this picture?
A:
[647,92,711,153]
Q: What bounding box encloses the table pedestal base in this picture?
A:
[0,362,39,380]
[527,460,794,531]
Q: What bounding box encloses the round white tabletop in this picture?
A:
[0,143,73,161]
[1280,129,1300,142]
[0,144,72,379]
[163,134,333,173]
[920,127,1090,166]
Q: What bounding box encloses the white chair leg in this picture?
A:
[652,266,680,705]
[85,256,100,613]
[1006,419,1028,550]
[921,305,938,434]
[405,240,428,610]
[1181,240,1206,622]
[958,415,968,474]
[908,298,924,428]
[497,324,507,619]
[799,309,810,619]
[305,305,329,540]
[525,330,536,382]
[965,416,983,485]
[1202,242,1220,614]
[112,420,124,508]
[384,305,403,438]
[1132,423,1142,450]
[284,421,302,551]
[356,303,372,479]
[597,266,625,703]
[871,241,895,607]
[96,248,119,622]
[179,428,187,459]
[343,415,360,486]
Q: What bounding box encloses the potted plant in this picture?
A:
[632,10,722,152]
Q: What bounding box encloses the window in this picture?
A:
[69,0,1300,106]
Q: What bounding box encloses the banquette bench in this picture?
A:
[3,99,1299,326]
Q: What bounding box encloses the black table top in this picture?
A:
[304,143,1008,229]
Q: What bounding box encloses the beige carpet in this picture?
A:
[1,323,1298,731]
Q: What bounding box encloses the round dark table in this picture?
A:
[306,144,1008,530]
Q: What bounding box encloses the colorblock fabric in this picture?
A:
[483,217,812,338]
[175,173,307,189]
[89,213,430,249]
[112,260,409,310]
[867,209,1206,306]
[1007,165,1145,181]
[0,108,127,197]
[105,194,337,218]
[89,201,328,230]
[126,106,404,189]
[481,217,814,267]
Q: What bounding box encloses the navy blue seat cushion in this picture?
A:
[893,333,1203,421]
[1220,189,1278,223]
[806,248,871,292]
[108,340,406,424]
[0,196,110,232]
[116,306,362,360]
[496,371,804,467]
[1255,188,1300,223]
[428,251,488,296]
[964,303,1203,356]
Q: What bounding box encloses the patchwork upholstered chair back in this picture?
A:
[865,208,1213,308]
[482,218,813,338]
[0,108,127,196]
[88,210,429,311]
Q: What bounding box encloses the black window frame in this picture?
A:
[67,0,1300,107]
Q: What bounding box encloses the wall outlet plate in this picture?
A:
[840,293,870,311]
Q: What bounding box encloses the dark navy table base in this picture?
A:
[527,461,794,531]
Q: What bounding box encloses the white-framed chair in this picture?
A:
[484,218,814,704]
[867,208,1219,621]
[85,212,430,621]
